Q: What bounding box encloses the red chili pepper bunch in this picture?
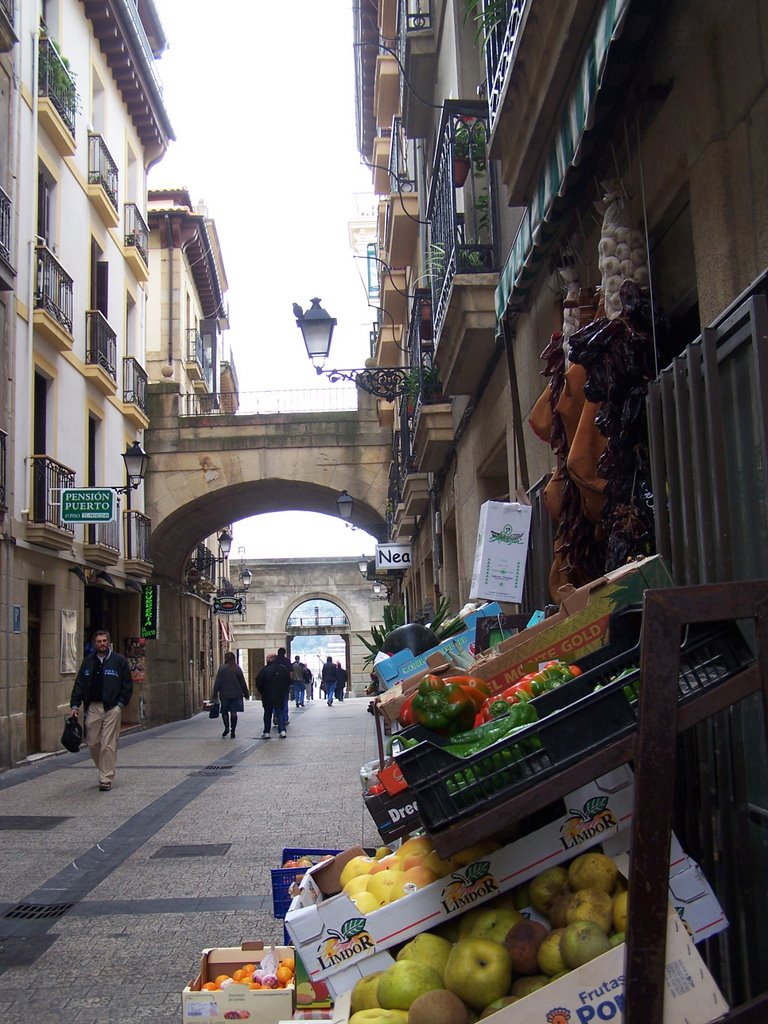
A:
[479,660,582,721]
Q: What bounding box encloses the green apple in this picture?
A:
[350,973,383,1014]
[349,1010,408,1024]
[528,866,569,915]
[443,938,512,1012]
[376,960,443,1011]
[466,907,523,945]
[479,996,520,1018]
[396,932,453,980]
[560,920,612,969]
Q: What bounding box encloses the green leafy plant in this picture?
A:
[358,604,406,667]
[463,0,508,46]
[453,118,487,176]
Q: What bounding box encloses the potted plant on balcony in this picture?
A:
[452,117,487,187]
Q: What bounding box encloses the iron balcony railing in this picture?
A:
[30,454,75,531]
[124,203,149,266]
[88,133,119,211]
[35,244,73,333]
[388,117,416,194]
[427,101,498,340]
[87,517,120,551]
[483,0,530,134]
[0,186,11,265]
[186,327,210,376]
[286,614,350,628]
[123,357,148,413]
[125,510,152,562]
[85,310,117,380]
[186,543,217,585]
[0,0,13,24]
[0,429,6,508]
[180,388,359,416]
[397,0,432,111]
[387,460,401,538]
[38,36,77,138]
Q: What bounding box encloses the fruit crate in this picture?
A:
[271,848,341,919]
[396,619,753,832]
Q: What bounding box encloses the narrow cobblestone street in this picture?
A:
[0,697,381,1023]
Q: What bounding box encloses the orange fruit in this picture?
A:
[232,969,248,982]
[214,974,231,985]
[249,982,262,990]
[276,965,294,984]
[201,982,218,991]
[241,963,256,974]
[281,959,295,974]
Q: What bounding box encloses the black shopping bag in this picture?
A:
[61,715,83,753]
[208,702,220,719]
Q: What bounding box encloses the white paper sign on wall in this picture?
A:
[469,501,533,604]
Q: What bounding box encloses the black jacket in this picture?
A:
[255,661,291,706]
[212,664,249,701]
[70,651,133,711]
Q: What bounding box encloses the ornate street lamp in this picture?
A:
[114,440,150,494]
[293,298,412,402]
[336,490,353,520]
[217,528,233,558]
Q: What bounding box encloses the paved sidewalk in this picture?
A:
[0,697,382,1024]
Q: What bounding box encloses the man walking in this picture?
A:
[291,655,306,707]
[335,661,348,702]
[321,656,338,706]
[69,629,133,791]
[255,654,291,738]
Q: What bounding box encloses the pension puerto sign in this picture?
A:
[375,543,412,572]
[60,488,117,523]
[213,596,244,615]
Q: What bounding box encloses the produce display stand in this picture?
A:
[383,581,768,1023]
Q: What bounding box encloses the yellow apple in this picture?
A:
[351,891,383,915]
[339,856,378,889]
[448,840,501,870]
[370,854,401,874]
[350,1010,408,1024]
[396,836,434,861]
[375,847,394,861]
[567,852,619,895]
[612,890,628,934]
[368,869,407,906]
[423,850,451,877]
[343,874,373,897]
[443,938,512,1011]
[350,972,384,1013]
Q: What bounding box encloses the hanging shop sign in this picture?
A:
[213,596,244,616]
[140,585,159,639]
[60,487,117,523]
[375,543,412,572]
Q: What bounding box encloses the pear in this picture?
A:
[560,920,612,969]
[567,852,618,895]
[563,889,613,934]
[350,972,383,1014]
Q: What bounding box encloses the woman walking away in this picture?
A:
[212,652,249,739]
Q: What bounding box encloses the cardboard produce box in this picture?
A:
[363,787,421,843]
[285,768,634,997]
[182,943,294,1024]
[469,555,673,696]
[331,911,727,1024]
[374,603,503,690]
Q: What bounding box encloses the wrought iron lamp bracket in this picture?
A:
[320,366,411,402]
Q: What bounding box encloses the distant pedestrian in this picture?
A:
[291,656,307,707]
[335,662,347,702]
[321,657,338,706]
[69,629,133,792]
[255,654,291,738]
[276,647,291,725]
[304,665,314,700]
[213,652,249,739]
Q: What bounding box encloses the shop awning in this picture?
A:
[218,620,233,643]
[495,0,631,328]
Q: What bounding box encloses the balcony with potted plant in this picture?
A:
[37,34,78,156]
[406,362,454,473]
[427,101,500,400]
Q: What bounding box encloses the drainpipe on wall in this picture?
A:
[165,214,173,368]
